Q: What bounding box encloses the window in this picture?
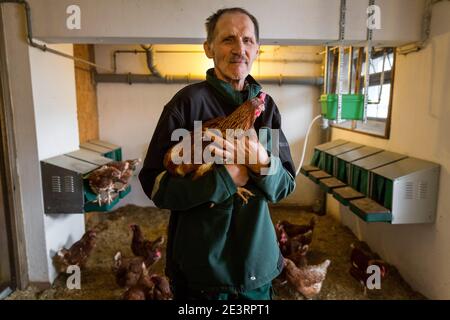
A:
[329,47,395,138]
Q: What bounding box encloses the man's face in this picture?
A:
[204,12,259,85]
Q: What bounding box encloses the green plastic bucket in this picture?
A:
[341,94,364,120]
[320,94,364,120]
[320,94,338,120]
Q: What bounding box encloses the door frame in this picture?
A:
[0,6,29,290]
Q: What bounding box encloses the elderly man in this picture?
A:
[139,7,296,300]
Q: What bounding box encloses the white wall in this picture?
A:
[328,1,450,299]
[30,43,80,160]
[3,3,87,285]
[27,0,425,46]
[28,43,85,282]
[95,44,324,207]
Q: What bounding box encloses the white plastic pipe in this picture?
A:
[295,114,323,177]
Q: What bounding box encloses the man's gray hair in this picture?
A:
[205,7,260,44]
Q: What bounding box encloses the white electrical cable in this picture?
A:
[295,114,323,177]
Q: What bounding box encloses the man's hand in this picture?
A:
[242,129,270,174]
[204,128,270,175]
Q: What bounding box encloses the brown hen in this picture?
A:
[163,92,266,204]
[53,230,96,273]
[278,216,316,238]
[113,249,162,288]
[150,274,173,300]
[349,243,388,295]
[87,166,121,204]
[130,224,164,259]
[106,158,142,191]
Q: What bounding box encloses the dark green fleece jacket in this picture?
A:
[139,70,296,293]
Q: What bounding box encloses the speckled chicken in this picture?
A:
[163,92,266,204]
[277,244,310,285]
[87,165,121,204]
[284,257,331,299]
[106,158,142,191]
[53,230,96,273]
[349,243,388,295]
[130,224,164,259]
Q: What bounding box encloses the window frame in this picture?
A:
[330,48,396,139]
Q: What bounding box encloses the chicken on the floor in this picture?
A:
[7,205,425,300]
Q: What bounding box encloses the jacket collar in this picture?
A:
[206,68,262,107]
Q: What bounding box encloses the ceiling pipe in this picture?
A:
[398,0,450,55]
[94,73,323,86]
[1,0,114,72]
[140,45,162,78]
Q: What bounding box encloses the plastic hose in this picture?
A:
[295,114,323,177]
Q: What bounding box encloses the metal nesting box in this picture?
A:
[322,142,364,176]
[310,139,348,169]
[80,140,122,161]
[41,155,98,213]
[370,157,440,224]
[349,151,407,195]
[88,140,122,161]
[89,139,120,150]
[66,149,113,166]
[336,146,383,183]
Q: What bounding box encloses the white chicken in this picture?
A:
[284,258,331,299]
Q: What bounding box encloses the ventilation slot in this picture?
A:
[404,182,414,200]
[51,176,61,193]
[418,181,428,200]
[64,176,75,193]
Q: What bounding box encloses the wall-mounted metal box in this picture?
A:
[369,157,440,224]
[66,148,113,166]
[310,139,348,169]
[303,140,441,224]
[41,141,129,214]
[349,151,407,195]
[81,140,122,161]
[322,142,364,176]
[41,155,98,213]
[335,146,383,184]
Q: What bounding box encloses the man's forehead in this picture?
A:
[215,12,256,37]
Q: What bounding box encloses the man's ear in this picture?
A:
[203,41,214,59]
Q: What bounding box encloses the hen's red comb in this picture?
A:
[258,92,266,102]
